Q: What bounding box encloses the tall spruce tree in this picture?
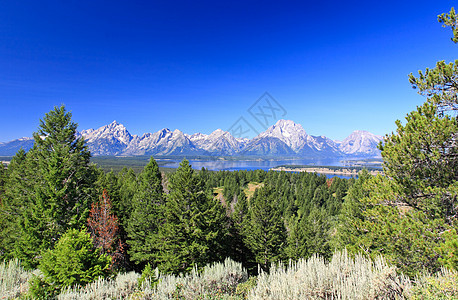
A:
[229,190,256,272]
[286,207,331,261]
[244,185,286,271]
[127,157,164,270]
[14,105,97,268]
[156,159,228,274]
[0,149,29,260]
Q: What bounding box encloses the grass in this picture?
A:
[244,182,264,200]
[213,182,264,205]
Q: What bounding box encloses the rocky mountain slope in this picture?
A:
[0,120,383,158]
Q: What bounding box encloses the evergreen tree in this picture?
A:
[379,102,458,221]
[335,8,458,276]
[229,190,255,273]
[113,167,137,228]
[155,159,229,274]
[0,149,29,260]
[127,156,164,270]
[338,107,454,276]
[286,207,331,261]
[408,7,458,113]
[244,185,286,270]
[14,105,97,268]
[31,228,110,297]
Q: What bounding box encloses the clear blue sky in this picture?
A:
[1,0,457,142]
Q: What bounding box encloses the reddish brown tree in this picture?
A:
[326,177,335,189]
[87,189,125,269]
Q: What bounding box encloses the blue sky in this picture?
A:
[1,0,457,142]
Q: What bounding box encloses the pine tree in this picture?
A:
[32,228,111,297]
[155,159,229,274]
[14,105,97,268]
[229,191,255,273]
[113,167,137,229]
[0,149,29,260]
[379,102,458,221]
[127,156,164,270]
[333,169,372,250]
[286,207,331,261]
[334,7,458,276]
[244,185,286,270]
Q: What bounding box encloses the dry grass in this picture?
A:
[244,182,264,200]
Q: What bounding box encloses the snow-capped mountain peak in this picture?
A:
[258,119,308,151]
[339,130,383,156]
[0,120,383,158]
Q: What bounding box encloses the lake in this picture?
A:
[156,158,361,179]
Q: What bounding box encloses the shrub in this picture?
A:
[249,250,412,300]
[410,268,458,299]
[137,263,158,288]
[57,271,140,299]
[236,276,257,299]
[149,258,248,299]
[0,258,34,298]
[32,228,111,297]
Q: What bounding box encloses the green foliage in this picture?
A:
[411,268,458,299]
[436,228,458,271]
[380,102,458,221]
[0,149,28,261]
[127,157,164,269]
[333,169,372,250]
[409,60,458,113]
[12,106,97,268]
[438,7,458,43]
[138,263,159,288]
[341,172,448,276]
[34,228,111,296]
[28,274,56,299]
[156,159,229,274]
[235,276,257,299]
[244,185,286,270]
[286,207,331,261]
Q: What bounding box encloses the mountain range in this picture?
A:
[0,120,383,158]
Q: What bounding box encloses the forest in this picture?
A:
[2,6,458,300]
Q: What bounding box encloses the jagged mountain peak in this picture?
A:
[103,120,127,131]
[0,120,383,157]
[209,129,230,138]
[258,119,308,151]
[275,119,301,128]
[339,130,383,156]
[343,130,383,142]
